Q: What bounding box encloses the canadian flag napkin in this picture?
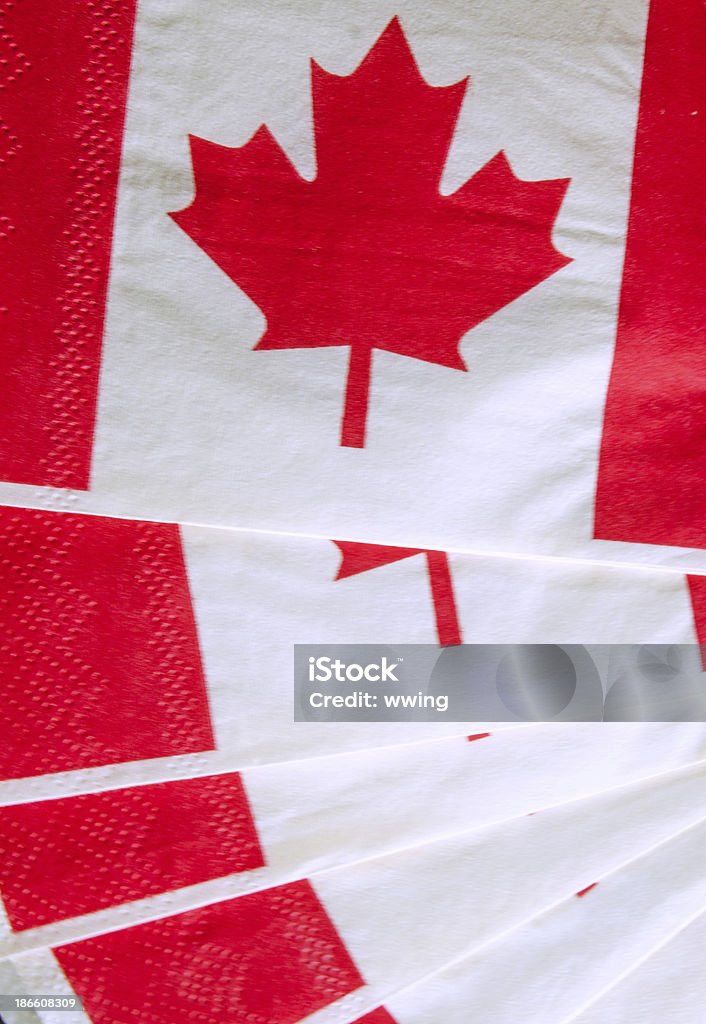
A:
[1,760,705,1024]
[3,503,706,784]
[2,0,706,573]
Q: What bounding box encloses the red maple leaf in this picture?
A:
[333,540,462,646]
[171,17,571,447]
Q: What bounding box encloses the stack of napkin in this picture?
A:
[1,0,705,1021]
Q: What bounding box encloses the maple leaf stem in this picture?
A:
[426,551,462,646]
[340,345,373,448]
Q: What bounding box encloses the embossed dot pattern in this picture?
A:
[0,506,214,779]
[0,0,137,488]
[55,881,365,1024]
[0,0,29,232]
[0,773,264,930]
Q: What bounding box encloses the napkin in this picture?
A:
[2,0,706,573]
[3,503,705,784]
[0,504,470,783]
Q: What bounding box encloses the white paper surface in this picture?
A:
[570,909,706,1024]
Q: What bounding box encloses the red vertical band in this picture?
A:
[0,0,137,489]
[0,507,215,780]
[0,773,264,930]
[595,0,706,548]
[55,881,364,1024]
